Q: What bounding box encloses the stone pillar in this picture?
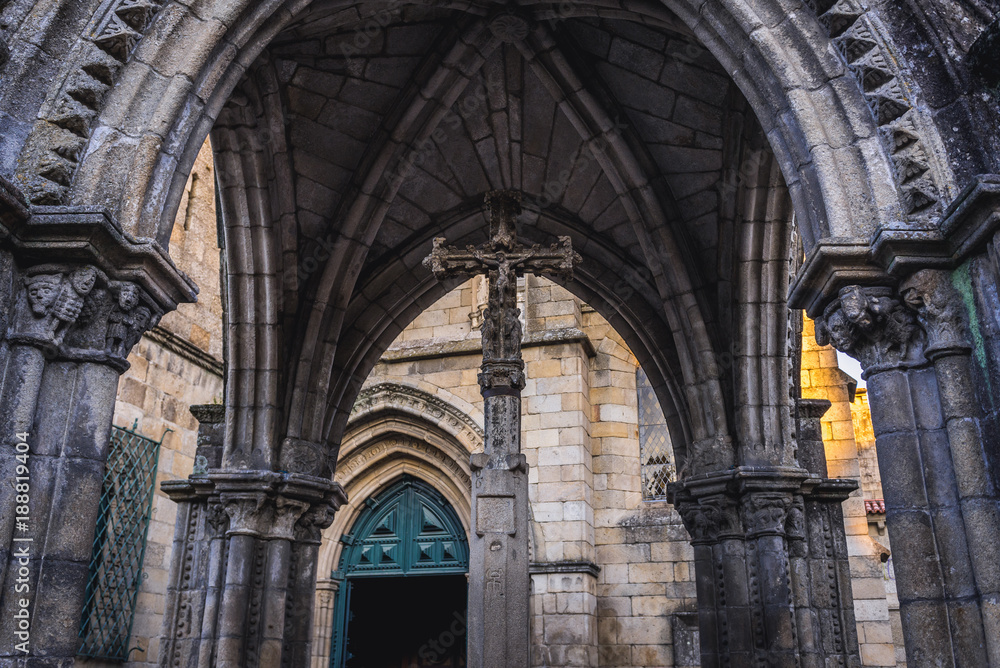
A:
[899,269,1000,665]
[0,185,195,666]
[160,469,345,668]
[311,579,339,668]
[468,366,530,668]
[670,466,861,668]
[816,283,993,666]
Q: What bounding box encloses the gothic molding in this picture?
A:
[350,382,485,444]
[336,435,473,491]
[804,0,953,215]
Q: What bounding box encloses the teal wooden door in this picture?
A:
[330,476,469,667]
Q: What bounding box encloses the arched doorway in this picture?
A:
[331,476,470,668]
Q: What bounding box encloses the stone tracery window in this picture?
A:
[637,366,675,501]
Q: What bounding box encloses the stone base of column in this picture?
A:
[670,467,861,668]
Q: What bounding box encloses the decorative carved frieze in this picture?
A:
[815,285,924,373]
[804,0,948,215]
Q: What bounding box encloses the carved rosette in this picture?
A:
[8,262,161,370]
[815,285,924,374]
[899,268,970,358]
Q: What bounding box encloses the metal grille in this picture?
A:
[637,367,675,500]
[78,420,166,661]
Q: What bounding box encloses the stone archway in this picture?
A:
[2,1,999,667]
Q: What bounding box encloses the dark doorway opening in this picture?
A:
[345,574,468,668]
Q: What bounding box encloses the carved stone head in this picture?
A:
[70,266,98,295]
[824,308,854,353]
[839,285,873,331]
[117,282,139,311]
[24,273,62,315]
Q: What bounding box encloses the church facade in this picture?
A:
[0,0,998,666]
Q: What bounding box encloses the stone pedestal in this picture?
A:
[0,182,195,666]
[670,466,861,668]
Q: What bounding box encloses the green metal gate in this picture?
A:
[78,420,167,661]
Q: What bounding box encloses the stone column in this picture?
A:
[468,361,530,668]
[311,579,339,668]
[816,283,992,666]
[0,187,195,666]
[900,269,1000,665]
[160,465,345,668]
[670,466,861,668]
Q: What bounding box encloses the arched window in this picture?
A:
[636,366,675,501]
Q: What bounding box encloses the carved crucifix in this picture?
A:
[423,190,580,668]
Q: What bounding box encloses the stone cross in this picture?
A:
[424,190,580,668]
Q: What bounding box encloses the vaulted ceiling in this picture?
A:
[211,3,793,472]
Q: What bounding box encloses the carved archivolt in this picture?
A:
[17,0,166,205]
[350,382,485,444]
[804,0,950,215]
[337,435,472,490]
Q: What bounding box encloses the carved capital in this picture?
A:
[815,285,924,374]
[206,500,229,536]
[899,269,970,357]
[272,498,311,541]
[8,262,162,370]
[222,493,270,537]
[742,493,792,537]
[676,495,741,544]
[478,360,526,392]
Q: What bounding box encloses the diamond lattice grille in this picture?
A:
[78,422,164,660]
[637,367,675,500]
